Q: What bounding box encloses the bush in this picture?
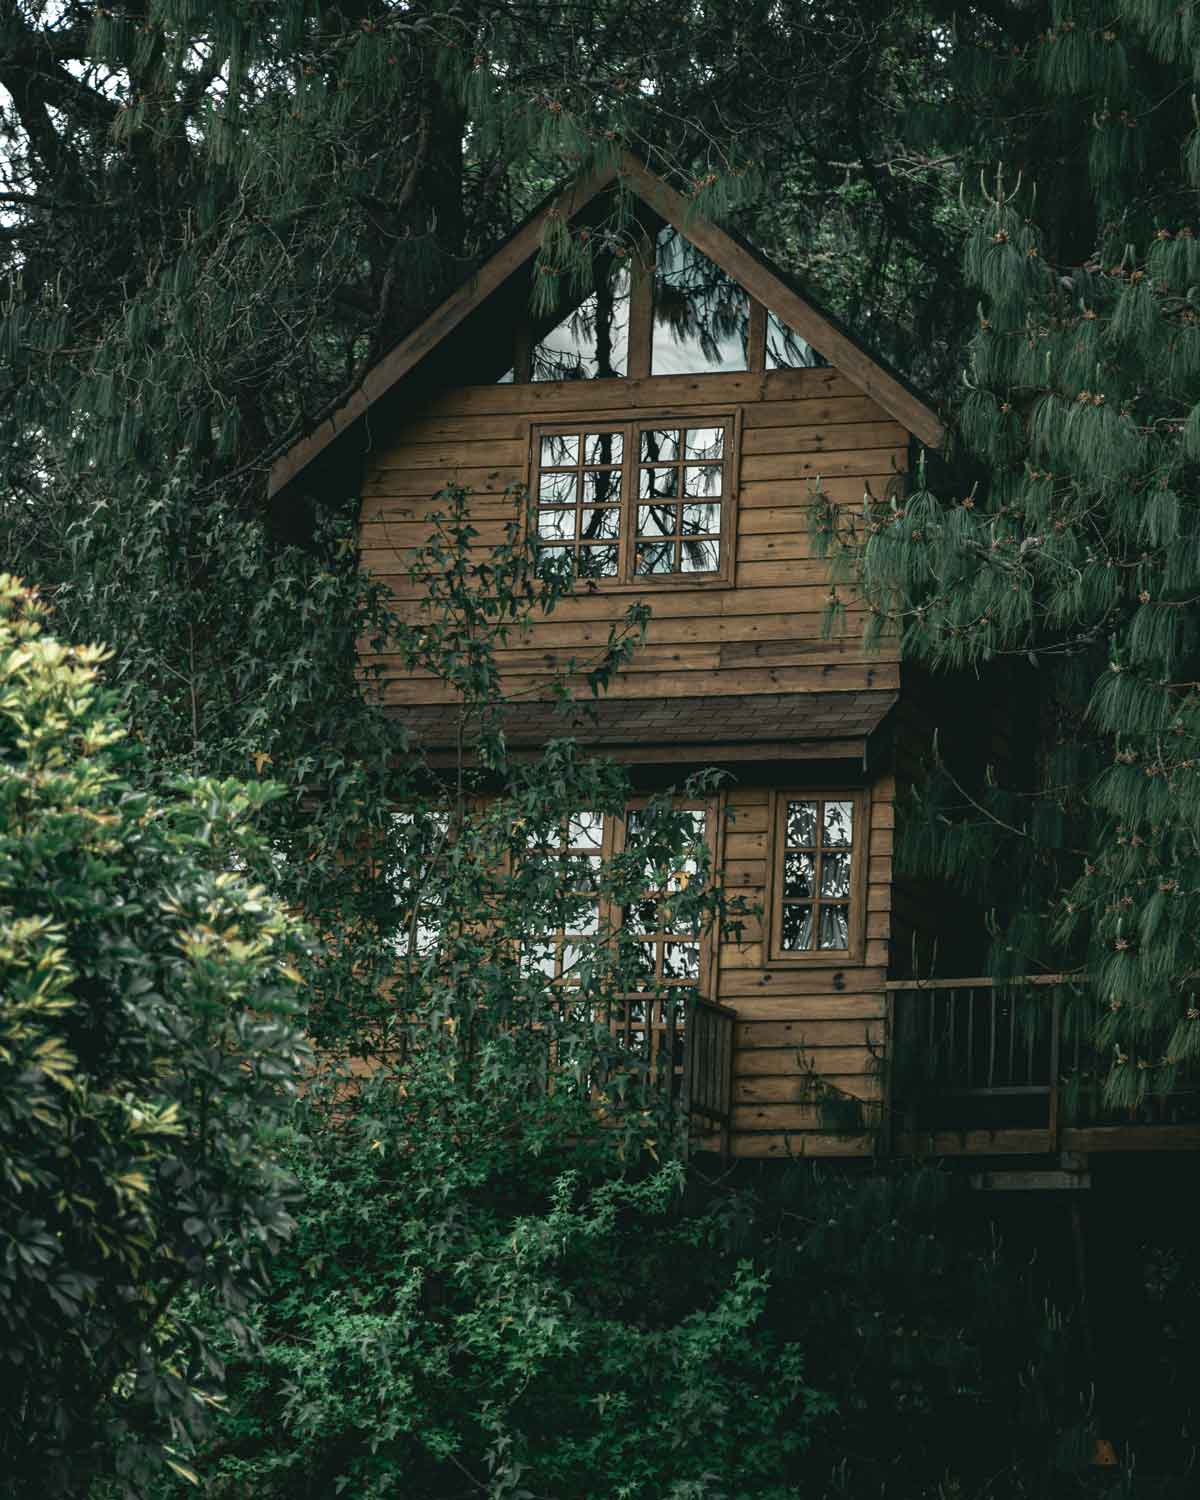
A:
[0,577,311,1496]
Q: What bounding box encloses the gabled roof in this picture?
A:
[268,153,943,499]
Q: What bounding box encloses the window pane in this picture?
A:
[538,508,575,540]
[784,851,815,899]
[818,904,850,949]
[625,899,659,936]
[641,429,680,462]
[539,471,577,505]
[680,539,720,572]
[639,467,679,499]
[765,310,818,370]
[662,942,699,980]
[651,227,749,375]
[565,901,599,937]
[541,435,579,466]
[533,262,629,381]
[823,801,854,848]
[569,811,603,848]
[786,800,818,847]
[537,545,570,574]
[820,852,852,898]
[584,431,624,464]
[685,427,724,460]
[681,503,720,535]
[636,540,676,575]
[579,507,620,540]
[578,544,619,578]
[781,903,813,951]
[684,465,722,498]
[637,504,676,538]
[583,470,622,505]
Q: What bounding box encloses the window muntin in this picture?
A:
[615,804,708,1065]
[390,809,451,957]
[521,810,604,982]
[635,426,724,576]
[536,431,625,579]
[770,793,861,961]
[518,803,714,1070]
[532,418,732,586]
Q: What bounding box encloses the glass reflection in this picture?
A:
[538,509,573,540]
[636,541,674,575]
[784,851,815,899]
[685,427,724,460]
[683,466,722,498]
[539,472,576,505]
[578,544,619,578]
[651,228,749,375]
[579,507,620,540]
[541,435,578,466]
[641,429,680,462]
[637,505,676,538]
[823,802,853,847]
[786,800,817,847]
[662,942,699,980]
[584,431,624,464]
[820,853,851,898]
[533,261,630,381]
[681,503,719,534]
[765,309,820,370]
[680,539,719,572]
[781,904,813,951]
[640,467,679,499]
[818,905,850,949]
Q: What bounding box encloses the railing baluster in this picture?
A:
[1006,989,1016,1087]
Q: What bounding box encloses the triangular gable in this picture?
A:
[268,154,943,499]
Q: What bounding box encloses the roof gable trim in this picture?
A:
[269,155,942,498]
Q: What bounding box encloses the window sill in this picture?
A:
[571,572,735,594]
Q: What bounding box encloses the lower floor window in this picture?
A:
[770,792,862,961]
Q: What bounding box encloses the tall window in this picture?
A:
[518,803,714,1069]
[769,793,863,961]
[521,811,604,981]
[534,419,733,586]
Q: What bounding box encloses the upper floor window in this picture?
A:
[534,417,733,586]
[768,791,865,962]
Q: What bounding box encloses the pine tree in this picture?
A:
[817,0,1200,1106]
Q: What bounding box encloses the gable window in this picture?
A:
[768,792,865,962]
[534,418,734,586]
[651,227,750,376]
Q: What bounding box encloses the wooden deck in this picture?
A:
[690,975,1200,1161]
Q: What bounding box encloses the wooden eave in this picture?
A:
[268,153,944,500]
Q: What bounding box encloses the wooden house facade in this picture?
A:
[272,156,1200,1168]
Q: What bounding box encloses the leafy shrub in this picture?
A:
[0,577,311,1496]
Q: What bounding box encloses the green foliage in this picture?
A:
[815,0,1200,1105]
[0,577,311,1495]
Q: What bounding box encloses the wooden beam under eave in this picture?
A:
[617,155,945,452]
[267,162,621,499]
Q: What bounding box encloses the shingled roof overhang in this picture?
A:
[268,154,943,501]
[393,689,898,781]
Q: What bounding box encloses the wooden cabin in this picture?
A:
[270,155,1200,1171]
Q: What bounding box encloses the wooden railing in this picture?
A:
[586,991,735,1136]
[683,994,737,1131]
[887,975,1199,1144]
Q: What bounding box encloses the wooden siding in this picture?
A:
[359,366,906,713]
[713,775,894,1159]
